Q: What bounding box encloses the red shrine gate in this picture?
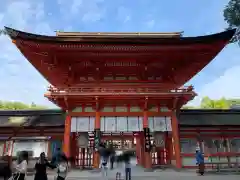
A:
[5,27,236,169]
[70,113,173,168]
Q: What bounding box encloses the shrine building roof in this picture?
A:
[0,109,240,127]
[3,27,236,89]
[5,26,235,44]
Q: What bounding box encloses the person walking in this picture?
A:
[123,153,132,180]
[55,155,69,180]
[34,152,55,180]
[13,151,28,180]
[109,143,115,170]
[196,148,205,176]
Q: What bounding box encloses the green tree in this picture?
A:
[0,101,48,110]
[181,106,197,109]
[200,97,230,109]
[224,0,240,29]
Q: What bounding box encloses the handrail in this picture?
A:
[47,85,194,94]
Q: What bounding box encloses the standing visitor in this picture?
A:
[100,157,108,177]
[109,143,115,170]
[2,155,12,180]
[196,149,205,176]
[123,151,132,180]
[51,147,61,166]
[34,152,55,180]
[55,155,69,180]
[13,151,28,180]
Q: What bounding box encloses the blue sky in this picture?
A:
[0,0,239,108]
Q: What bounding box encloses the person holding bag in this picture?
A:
[12,151,28,180]
[55,155,68,180]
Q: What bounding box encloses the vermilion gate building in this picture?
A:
[4,27,236,169]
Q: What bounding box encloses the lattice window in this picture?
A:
[115,106,128,112]
[203,138,227,153]
[72,107,83,112]
[180,138,197,153]
[229,138,240,152]
[84,107,94,112]
[128,76,138,80]
[130,106,141,112]
[103,76,114,80]
[115,76,127,80]
[160,107,169,112]
[101,106,114,112]
[149,106,158,112]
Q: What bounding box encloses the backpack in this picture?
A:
[57,162,68,178]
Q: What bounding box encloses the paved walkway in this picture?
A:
[25,166,240,180]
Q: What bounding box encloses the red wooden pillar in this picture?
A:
[71,132,77,167]
[143,111,152,169]
[136,134,142,165]
[63,113,71,158]
[171,112,182,168]
[2,142,6,156]
[47,140,52,158]
[93,111,100,168]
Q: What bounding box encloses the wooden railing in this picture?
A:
[46,85,195,96]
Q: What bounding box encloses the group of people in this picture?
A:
[1,148,69,180]
[0,144,205,180]
[98,142,134,180]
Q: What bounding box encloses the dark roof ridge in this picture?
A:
[4,27,236,45]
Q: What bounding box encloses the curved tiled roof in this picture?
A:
[0,109,240,127]
[4,27,236,45]
[0,109,65,127]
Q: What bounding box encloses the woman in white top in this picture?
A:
[55,154,68,180]
[13,151,28,180]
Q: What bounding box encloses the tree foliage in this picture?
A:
[0,101,48,110]
[182,96,240,109]
[224,0,240,29]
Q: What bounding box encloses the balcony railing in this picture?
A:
[46,85,195,96]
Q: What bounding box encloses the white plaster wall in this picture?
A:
[12,141,48,157]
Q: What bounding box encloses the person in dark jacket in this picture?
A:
[109,143,115,170]
[51,148,61,166]
[34,152,55,180]
[0,155,12,180]
[51,148,68,166]
[196,150,205,175]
